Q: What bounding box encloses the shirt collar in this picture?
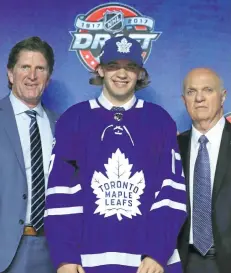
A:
[192,116,225,146]
[9,92,44,117]
[98,92,136,111]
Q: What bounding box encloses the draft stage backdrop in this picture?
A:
[0,0,230,131]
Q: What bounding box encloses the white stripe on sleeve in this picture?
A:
[167,249,180,265]
[150,199,186,212]
[81,252,141,267]
[46,184,82,196]
[44,206,83,217]
[162,179,186,191]
[81,249,180,267]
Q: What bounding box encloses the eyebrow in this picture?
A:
[186,87,196,91]
[107,61,118,65]
[127,63,138,67]
[19,63,48,68]
[202,86,213,89]
[186,86,213,90]
[106,61,137,66]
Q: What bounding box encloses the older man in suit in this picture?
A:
[0,37,58,273]
[178,68,231,273]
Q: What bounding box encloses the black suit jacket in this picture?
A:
[177,120,231,273]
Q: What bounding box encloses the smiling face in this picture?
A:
[97,60,142,105]
[182,68,226,131]
[7,50,50,108]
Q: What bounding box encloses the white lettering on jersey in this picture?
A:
[171,149,184,177]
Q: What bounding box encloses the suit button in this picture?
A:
[19,219,24,225]
[23,194,27,200]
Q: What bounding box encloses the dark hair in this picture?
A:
[7,36,55,89]
[89,64,150,91]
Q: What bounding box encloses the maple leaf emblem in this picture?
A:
[91,149,145,221]
[116,38,132,53]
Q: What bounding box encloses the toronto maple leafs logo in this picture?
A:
[116,38,132,53]
[91,149,145,220]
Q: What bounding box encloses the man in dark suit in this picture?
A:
[178,67,231,273]
[0,37,58,273]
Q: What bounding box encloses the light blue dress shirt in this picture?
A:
[10,92,53,223]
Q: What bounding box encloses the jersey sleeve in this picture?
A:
[44,107,83,269]
[143,113,187,269]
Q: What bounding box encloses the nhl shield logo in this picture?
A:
[103,11,124,33]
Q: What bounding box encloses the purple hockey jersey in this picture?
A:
[44,99,187,273]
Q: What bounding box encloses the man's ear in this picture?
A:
[97,65,104,77]
[221,89,227,105]
[7,69,14,85]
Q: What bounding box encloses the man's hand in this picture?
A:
[137,257,164,273]
[57,263,85,273]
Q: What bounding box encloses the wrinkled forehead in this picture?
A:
[184,70,221,89]
[16,50,48,66]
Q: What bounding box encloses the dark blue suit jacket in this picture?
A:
[177,120,231,273]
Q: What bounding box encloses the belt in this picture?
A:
[23,225,44,236]
[189,245,216,257]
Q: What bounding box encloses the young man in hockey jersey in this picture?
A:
[44,36,187,273]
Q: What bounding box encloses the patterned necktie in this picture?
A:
[193,135,213,255]
[111,106,125,111]
[25,110,45,231]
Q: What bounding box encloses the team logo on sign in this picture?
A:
[69,3,161,70]
[225,112,231,123]
[91,149,145,221]
[103,11,124,33]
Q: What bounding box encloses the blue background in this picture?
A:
[0,0,230,132]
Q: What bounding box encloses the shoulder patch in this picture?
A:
[89,99,100,109]
[135,99,144,108]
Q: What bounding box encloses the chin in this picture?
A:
[115,92,133,99]
[24,96,40,103]
[196,115,210,121]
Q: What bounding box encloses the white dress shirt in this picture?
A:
[10,92,53,224]
[98,92,136,110]
[189,116,225,243]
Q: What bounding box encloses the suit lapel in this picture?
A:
[178,130,191,216]
[0,96,26,176]
[212,121,231,203]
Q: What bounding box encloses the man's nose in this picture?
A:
[117,67,127,77]
[195,91,205,102]
[28,68,37,80]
